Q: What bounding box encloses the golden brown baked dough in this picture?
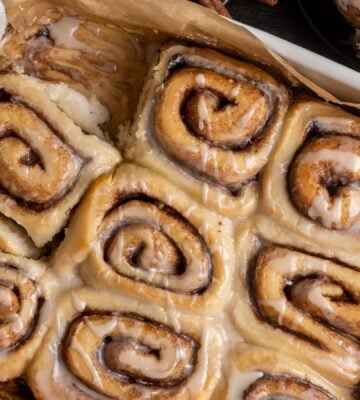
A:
[262,100,360,256]
[126,43,289,217]
[233,218,360,386]
[27,287,222,400]
[53,163,234,315]
[0,0,155,137]
[0,73,120,255]
[214,345,350,400]
[0,252,48,382]
[1,0,360,395]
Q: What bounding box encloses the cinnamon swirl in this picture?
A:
[27,288,222,400]
[0,252,48,382]
[125,44,289,217]
[262,101,360,255]
[233,219,360,386]
[215,345,350,400]
[0,73,120,253]
[53,163,234,315]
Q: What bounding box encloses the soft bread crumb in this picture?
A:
[26,76,110,141]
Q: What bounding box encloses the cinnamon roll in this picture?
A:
[125,44,289,217]
[262,100,360,255]
[0,251,48,382]
[27,288,222,400]
[233,219,360,386]
[0,1,154,137]
[53,163,234,315]
[0,73,120,253]
[216,345,349,400]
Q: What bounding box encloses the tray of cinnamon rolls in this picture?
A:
[0,0,359,399]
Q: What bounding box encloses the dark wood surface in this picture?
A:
[225,0,348,67]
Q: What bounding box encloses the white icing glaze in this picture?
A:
[209,312,242,345]
[118,337,181,380]
[225,151,241,173]
[268,253,298,275]
[86,317,117,337]
[300,149,360,174]
[313,353,360,382]
[198,95,211,131]
[48,16,94,53]
[183,205,198,219]
[70,337,103,388]
[231,97,265,134]
[195,73,205,88]
[316,116,356,132]
[231,85,241,98]
[186,324,210,397]
[0,287,14,310]
[259,298,287,325]
[199,142,209,171]
[202,183,210,203]
[165,294,182,333]
[227,369,263,400]
[10,315,24,335]
[70,292,86,312]
[308,194,343,228]
[307,283,333,313]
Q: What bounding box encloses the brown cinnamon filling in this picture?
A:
[248,243,360,349]
[288,125,360,230]
[0,89,86,212]
[151,55,280,194]
[102,194,213,295]
[244,375,335,400]
[0,264,44,353]
[63,312,199,391]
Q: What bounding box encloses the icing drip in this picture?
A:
[195,73,205,88]
[306,283,334,314]
[259,298,287,326]
[308,195,343,228]
[70,337,103,388]
[186,325,210,397]
[48,16,94,53]
[227,370,263,400]
[197,95,211,131]
[300,149,360,174]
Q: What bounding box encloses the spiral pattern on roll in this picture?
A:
[242,375,336,400]
[63,312,198,398]
[249,245,360,382]
[55,163,232,314]
[99,194,212,295]
[154,57,286,193]
[0,263,43,352]
[0,73,120,250]
[0,99,84,211]
[289,134,360,230]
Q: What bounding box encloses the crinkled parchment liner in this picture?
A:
[2,0,360,121]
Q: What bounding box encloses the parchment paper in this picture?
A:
[2,0,359,136]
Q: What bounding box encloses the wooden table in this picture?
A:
[226,0,346,66]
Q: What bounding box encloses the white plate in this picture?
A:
[236,22,360,103]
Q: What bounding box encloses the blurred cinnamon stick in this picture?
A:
[258,0,278,5]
